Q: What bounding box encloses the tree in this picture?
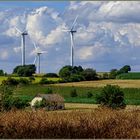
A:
[109,69,118,79]
[44,73,59,78]
[59,65,84,81]
[119,65,131,74]
[13,64,36,77]
[0,70,4,76]
[59,65,73,79]
[82,68,97,81]
[96,85,126,109]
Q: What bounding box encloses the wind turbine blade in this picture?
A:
[33,56,37,64]
[33,42,37,50]
[15,27,22,34]
[22,27,28,34]
[71,15,79,30]
[41,51,47,54]
[62,29,70,32]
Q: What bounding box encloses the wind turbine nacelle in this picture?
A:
[71,30,77,33]
[22,32,28,35]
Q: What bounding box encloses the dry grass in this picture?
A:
[0,108,140,138]
[65,103,140,111]
[53,79,140,88]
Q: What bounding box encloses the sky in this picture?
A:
[1,1,140,73]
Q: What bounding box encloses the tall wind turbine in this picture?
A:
[33,43,46,74]
[15,27,28,66]
[62,15,78,67]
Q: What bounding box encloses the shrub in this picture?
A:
[69,74,85,82]
[86,91,93,98]
[2,77,19,86]
[70,88,78,97]
[44,73,59,78]
[96,85,126,109]
[45,88,53,94]
[29,76,35,83]
[10,97,29,109]
[39,78,55,84]
[0,85,14,111]
[82,68,98,81]
[102,73,109,79]
[34,99,46,108]
[18,78,30,85]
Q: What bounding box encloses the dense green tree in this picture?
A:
[13,64,36,77]
[119,65,131,74]
[59,65,73,79]
[96,85,126,109]
[0,70,4,76]
[82,68,97,81]
[59,65,84,81]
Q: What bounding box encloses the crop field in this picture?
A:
[0,76,60,84]
[1,76,140,105]
[116,72,140,79]
[0,108,140,139]
[13,84,140,105]
[54,79,140,88]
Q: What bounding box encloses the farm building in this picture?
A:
[30,93,65,110]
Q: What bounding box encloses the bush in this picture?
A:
[45,88,53,94]
[29,76,35,83]
[13,64,36,77]
[82,68,98,81]
[86,91,93,98]
[70,88,78,97]
[18,78,30,85]
[44,73,59,78]
[2,77,19,86]
[34,99,46,108]
[96,85,126,109]
[102,73,109,79]
[39,78,55,84]
[69,74,85,82]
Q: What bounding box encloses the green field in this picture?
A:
[1,76,140,105]
[0,76,60,84]
[13,84,140,105]
[116,72,140,79]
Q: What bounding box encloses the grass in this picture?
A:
[13,84,140,105]
[0,108,140,138]
[1,76,140,105]
[0,76,60,84]
[53,79,140,88]
[116,72,140,79]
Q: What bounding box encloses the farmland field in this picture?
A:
[0,76,60,84]
[116,72,140,79]
[54,79,140,88]
[1,76,140,105]
[0,108,140,138]
[14,84,140,105]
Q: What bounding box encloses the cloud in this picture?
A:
[1,2,140,73]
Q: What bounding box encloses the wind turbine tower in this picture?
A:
[33,43,46,74]
[15,27,28,66]
[63,15,78,67]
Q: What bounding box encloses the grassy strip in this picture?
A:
[116,72,140,79]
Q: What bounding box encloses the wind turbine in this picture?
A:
[15,27,28,66]
[62,15,78,67]
[33,43,46,74]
